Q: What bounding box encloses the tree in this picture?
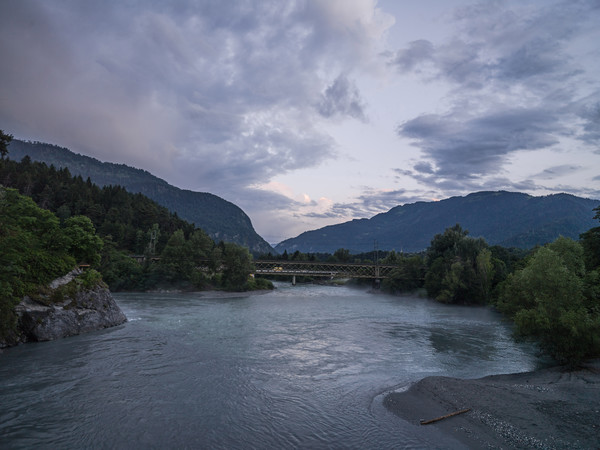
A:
[497,244,600,365]
[475,248,494,303]
[383,254,425,293]
[425,224,494,304]
[63,216,104,265]
[580,206,600,271]
[0,129,13,159]
[159,229,193,282]
[0,187,101,343]
[332,248,351,263]
[99,241,144,291]
[188,229,214,265]
[221,243,254,290]
[547,236,585,277]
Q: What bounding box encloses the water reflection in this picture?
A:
[0,286,540,449]
[429,326,499,359]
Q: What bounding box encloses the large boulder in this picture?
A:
[15,269,127,343]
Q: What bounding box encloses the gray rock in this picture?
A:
[16,282,127,343]
[49,267,83,290]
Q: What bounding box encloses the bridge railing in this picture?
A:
[254,260,398,279]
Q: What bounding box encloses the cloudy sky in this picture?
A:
[1,0,599,244]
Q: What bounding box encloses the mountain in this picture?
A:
[7,140,273,254]
[275,191,600,254]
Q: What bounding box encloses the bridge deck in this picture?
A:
[254,260,397,279]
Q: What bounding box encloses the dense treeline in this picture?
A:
[0,148,271,294]
[496,211,600,365]
[0,186,104,343]
[415,219,600,365]
[0,155,194,253]
[7,139,274,254]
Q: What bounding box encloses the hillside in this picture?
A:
[7,140,272,254]
[275,191,600,253]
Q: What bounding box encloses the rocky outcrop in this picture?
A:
[15,270,127,343]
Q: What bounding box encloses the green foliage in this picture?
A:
[547,236,585,277]
[0,129,13,158]
[220,243,255,291]
[497,246,583,316]
[382,255,425,293]
[7,139,273,254]
[331,248,351,263]
[0,187,75,292]
[0,187,105,343]
[160,229,194,281]
[580,226,600,271]
[43,269,105,305]
[98,239,144,291]
[63,216,104,265]
[497,240,600,366]
[248,277,274,290]
[80,269,104,289]
[0,157,195,256]
[424,224,496,304]
[475,248,494,302]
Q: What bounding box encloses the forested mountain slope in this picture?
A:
[275,191,600,253]
[8,140,272,253]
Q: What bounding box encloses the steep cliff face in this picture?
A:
[12,269,127,344]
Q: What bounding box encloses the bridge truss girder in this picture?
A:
[254,260,397,279]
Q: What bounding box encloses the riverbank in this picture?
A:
[384,361,600,448]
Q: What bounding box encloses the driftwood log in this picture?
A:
[420,408,471,425]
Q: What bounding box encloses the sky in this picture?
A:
[1,0,599,245]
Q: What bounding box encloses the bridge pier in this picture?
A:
[292,275,296,286]
[373,278,381,289]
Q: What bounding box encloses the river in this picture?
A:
[0,283,541,449]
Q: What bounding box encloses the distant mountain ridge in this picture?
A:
[8,140,273,254]
[275,191,600,254]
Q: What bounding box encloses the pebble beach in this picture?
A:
[384,361,600,449]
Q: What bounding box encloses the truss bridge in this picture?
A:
[254,260,397,280]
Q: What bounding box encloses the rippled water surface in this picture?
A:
[0,283,541,449]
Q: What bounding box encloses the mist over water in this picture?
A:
[0,283,541,449]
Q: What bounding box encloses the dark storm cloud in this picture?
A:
[317,74,368,122]
[578,101,600,148]
[391,0,600,191]
[173,127,336,191]
[0,0,387,195]
[399,107,562,178]
[413,161,434,174]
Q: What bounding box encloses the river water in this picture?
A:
[0,283,541,449]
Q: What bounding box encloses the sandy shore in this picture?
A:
[384,361,600,449]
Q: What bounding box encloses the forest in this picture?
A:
[7,138,273,254]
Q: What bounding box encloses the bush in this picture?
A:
[249,277,274,290]
[497,241,600,366]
